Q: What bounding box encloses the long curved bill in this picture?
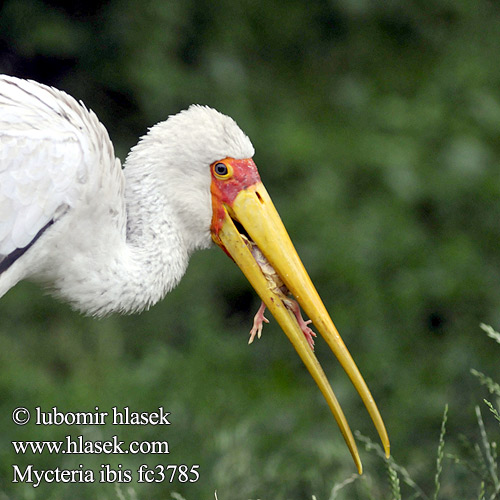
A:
[215,181,390,474]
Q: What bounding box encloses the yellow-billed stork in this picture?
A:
[0,75,389,472]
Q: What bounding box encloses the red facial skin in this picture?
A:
[210,157,261,255]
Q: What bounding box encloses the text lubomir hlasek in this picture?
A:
[34,406,171,426]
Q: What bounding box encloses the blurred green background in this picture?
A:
[1,0,499,498]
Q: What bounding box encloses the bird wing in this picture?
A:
[0,76,107,274]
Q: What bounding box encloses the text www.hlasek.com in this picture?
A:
[13,435,169,455]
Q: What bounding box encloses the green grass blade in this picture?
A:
[476,406,500,495]
[484,400,500,426]
[480,324,500,345]
[433,404,448,500]
[356,431,429,500]
[471,369,500,398]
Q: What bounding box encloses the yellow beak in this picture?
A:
[215,181,390,473]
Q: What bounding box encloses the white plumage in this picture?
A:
[0,75,253,315]
[0,76,391,471]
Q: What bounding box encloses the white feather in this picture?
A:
[0,75,254,315]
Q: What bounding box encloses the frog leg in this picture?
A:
[249,301,269,344]
[285,298,317,350]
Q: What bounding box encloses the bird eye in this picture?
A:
[212,161,233,179]
[214,163,228,176]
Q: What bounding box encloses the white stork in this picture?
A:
[0,75,389,472]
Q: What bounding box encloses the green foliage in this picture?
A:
[471,370,500,399]
[446,405,499,500]
[335,326,499,500]
[485,400,500,427]
[0,0,500,498]
[481,324,500,347]
[433,405,448,500]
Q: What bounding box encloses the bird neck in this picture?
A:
[116,164,190,314]
[53,163,191,317]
